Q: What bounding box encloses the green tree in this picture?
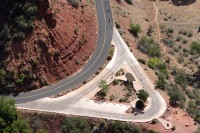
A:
[174,69,187,89]
[0,97,31,133]
[137,89,149,102]
[98,80,109,98]
[110,121,141,133]
[156,73,167,90]
[129,23,141,36]
[168,85,186,106]
[61,117,90,133]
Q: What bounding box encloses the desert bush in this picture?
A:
[185,89,196,99]
[151,119,158,124]
[115,21,120,29]
[187,101,200,123]
[61,117,90,133]
[147,25,154,36]
[138,58,146,64]
[168,84,186,106]
[138,36,161,57]
[165,28,174,36]
[174,69,187,89]
[124,0,133,5]
[156,73,167,90]
[190,41,200,54]
[171,126,176,131]
[137,89,149,102]
[147,58,168,77]
[162,39,174,47]
[67,0,80,8]
[110,121,141,133]
[119,97,128,103]
[129,23,141,36]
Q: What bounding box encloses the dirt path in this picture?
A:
[152,2,192,73]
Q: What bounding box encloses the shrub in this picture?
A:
[137,89,149,102]
[110,121,141,133]
[190,41,200,54]
[148,57,160,69]
[164,18,168,21]
[168,84,186,106]
[138,36,161,57]
[162,39,173,47]
[119,97,128,103]
[61,117,90,133]
[174,69,187,89]
[188,32,193,37]
[124,0,133,5]
[138,58,146,64]
[156,73,167,90]
[172,126,176,131]
[110,95,116,101]
[112,79,119,85]
[67,0,80,8]
[129,23,142,36]
[185,89,196,99]
[151,119,158,124]
[16,74,26,85]
[166,28,174,35]
[147,58,168,77]
[147,25,154,36]
[115,21,120,29]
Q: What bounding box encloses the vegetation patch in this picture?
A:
[0,1,37,58]
[138,36,161,57]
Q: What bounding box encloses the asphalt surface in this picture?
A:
[9,0,113,104]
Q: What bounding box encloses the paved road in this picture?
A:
[8,0,113,104]
[17,28,167,122]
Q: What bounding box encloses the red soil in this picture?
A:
[136,90,198,133]
[5,0,98,92]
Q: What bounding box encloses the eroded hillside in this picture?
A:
[0,0,97,94]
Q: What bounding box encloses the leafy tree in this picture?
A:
[168,85,186,106]
[137,89,149,102]
[129,23,141,36]
[61,117,90,133]
[98,80,109,98]
[0,97,31,133]
[110,121,141,133]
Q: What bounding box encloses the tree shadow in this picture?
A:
[171,0,196,6]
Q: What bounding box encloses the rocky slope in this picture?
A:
[0,0,97,94]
